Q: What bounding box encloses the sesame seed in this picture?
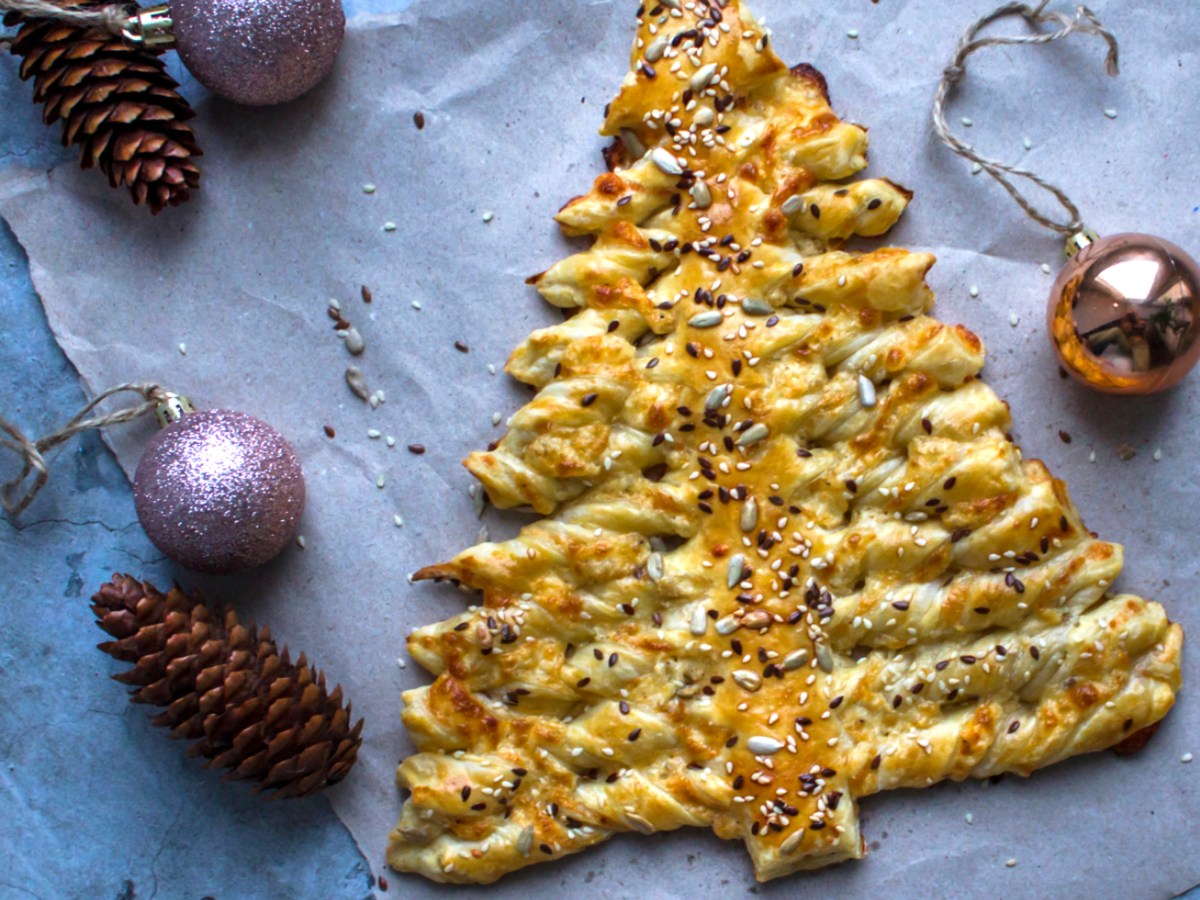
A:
[295,535,306,549]
[1183,753,1194,763]
[1009,312,1020,327]
[847,28,860,39]
[1104,108,1118,119]
[961,116,973,127]
[383,222,397,232]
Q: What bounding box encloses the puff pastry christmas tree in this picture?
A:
[390,0,1182,883]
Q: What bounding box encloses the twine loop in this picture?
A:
[933,1,1120,236]
[1,382,171,518]
[0,0,132,33]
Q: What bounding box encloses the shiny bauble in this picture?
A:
[133,409,306,573]
[1048,232,1200,394]
[171,0,345,106]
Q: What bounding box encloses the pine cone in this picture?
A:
[91,574,363,798]
[5,4,201,213]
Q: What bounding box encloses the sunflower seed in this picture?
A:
[644,36,668,62]
[620,128,647,159]
[343,326,365,356]
[742,297,773,316]
[647,551,664,581]
[690,62,718,92]
[815,642,834,673]
[517,826,534,857]
[740,498,759,532]
[650,147,683,175]
[780,830,805,853]
[625,813,656,834]
[345,366,370,400]
[732,669,762,692]
[726,553,746,588]
[782,648,810,671]
[781,195,805,215]
[715,615,741,635]
[689,310,724,328]
[736,423,769,447]
[740,609,772,630]
[690,605,709,636]
[857,373,876,408]
[690,181,712,209]
[747,736,785,755]
[705,383,732,411]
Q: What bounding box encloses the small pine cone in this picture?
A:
[5,5,201,213]
[91,574,364,798]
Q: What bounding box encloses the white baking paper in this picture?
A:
[2,0,1198,896]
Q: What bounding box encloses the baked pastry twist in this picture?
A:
[389,0,1183,883]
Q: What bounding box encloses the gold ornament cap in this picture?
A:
[1064,227,1100,259]
[122,4,176,50]
[155,393,195,427]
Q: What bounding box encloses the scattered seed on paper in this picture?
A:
[1104,108,1118,119]
[971,162,982,175]
[965,812,974,824]
[412,300,422,310]
[961,116,973,127]
[1023,137,1032,150]
[1153,447,1163,461]
[1089,450,1097,463]
[1006,859,1018,868]
[383,221,397,232]
[386,435,396,447]
[376,475,386,489]
[1041,263,1052,274]
[363,183,376,194]
[846,28,859,38]
[969,285,979,298]
[1009,312,1020,327]
[492,412,502,426]
[487,363,497,375]
[368,429,381,439]
[482,210,495,223]
[296,535,306,549]
[397,657,407,669]
[1183,753,1194,763]
[393,514,404,528]
[178,343,187,355]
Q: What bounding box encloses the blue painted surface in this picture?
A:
[0,3,403,898]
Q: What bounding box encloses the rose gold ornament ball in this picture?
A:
[171,0,345,106]
[133,409,306,573]
[1048,232,1200,394]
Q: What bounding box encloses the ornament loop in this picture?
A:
[0,382,174,518]
[933,1,1120,237]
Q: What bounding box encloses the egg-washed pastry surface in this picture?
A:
[389,0,1182,884]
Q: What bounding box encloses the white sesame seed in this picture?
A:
[1183,753,1194,763]
[1153,447,1163,461]
[412,300,422,310]
[383,221,397,232]
[492,411,502,426]
[482,210,494,223]
[487,363,497,375]
[969,285,979,298]
[961,116,973,127]
[1104,108,1118,119]
[363,183,376,194]
[393,514,404,528]
[847,28,859,39]
[1023,137,1032,150]
[1009,312,1020,327]
[376,475,386,489]
[295,535,306,549]
[1041,262,1052,274]
[368,428,381,439]
[971,162,983,174]
[1006,858,1018,868]
[965,812,974,824]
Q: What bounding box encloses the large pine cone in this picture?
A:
[92,574,363,798]
[5,4,201,213]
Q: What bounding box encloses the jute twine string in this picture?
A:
[0,0,130,31]
[933,1,1119,236]
[0,382,170,517]
[0,0,132,49]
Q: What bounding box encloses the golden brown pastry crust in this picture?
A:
[389,0,1182,884]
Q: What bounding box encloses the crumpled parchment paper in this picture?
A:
[2,0,1197,895]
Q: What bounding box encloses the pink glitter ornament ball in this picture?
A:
[171,0,345,106]
[133,409,306,573]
